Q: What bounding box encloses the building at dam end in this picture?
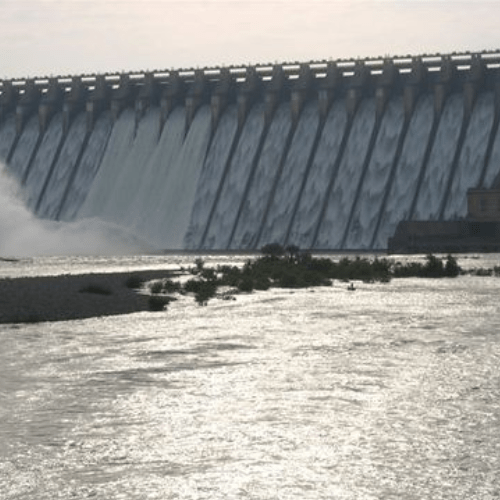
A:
[1,50,500,251]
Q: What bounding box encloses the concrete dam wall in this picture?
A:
[2,51,500,251]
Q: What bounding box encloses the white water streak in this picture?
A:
[37,112,87,219]
[259,101,320,248]
[374,94,434,249]
[444,92,495,219]
[100,108,160,225]
[151,106,212,249]
[78,109,136,219]
[289,100,347,249]
[9,115,39,181]
[127,107,186,247]
[0,114,17,163]
[24,113,64,211]
[482,110,500,189]
[184,105,238,250]
[59,112,113,221]
[230,103,291,250]
[202,103,265,250]
[412,94,464,221]
[345,97,404,250]
[315,98,376,249]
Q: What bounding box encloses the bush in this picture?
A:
[253,276,271,290]
[237,277,254,293]
[392,254,460,278]
[149,279,181,294]
[148,295,174,311]
[162,279,181,293]
[190,258,205,275]
[471,267,492,276]
[423,254,444,277]
[444,254,460,277]
[218,266,241,287]
[184,278,218,305]
[260,242,285,258]
[149,280,164,294]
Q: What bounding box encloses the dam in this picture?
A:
[2,51,500,251]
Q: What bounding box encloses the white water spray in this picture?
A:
[0,166,150,257]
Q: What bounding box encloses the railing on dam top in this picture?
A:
[2,49,500,97]
[2,49,500,137]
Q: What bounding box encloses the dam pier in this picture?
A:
[2,51,500,251]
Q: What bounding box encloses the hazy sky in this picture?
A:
[1,1,499,79]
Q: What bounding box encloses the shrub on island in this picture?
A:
[393,254,460,278]
[149,278,181,294]
[148,295,176,311]
[154,247,466,307]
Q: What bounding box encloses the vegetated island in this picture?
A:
[1,244,499,324]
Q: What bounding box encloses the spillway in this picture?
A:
[1,52,500,251]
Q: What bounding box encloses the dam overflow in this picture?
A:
[2,51,500,251]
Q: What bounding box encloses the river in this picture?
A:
[1,254,499,499]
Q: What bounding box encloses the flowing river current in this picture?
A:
[1,254,500,499]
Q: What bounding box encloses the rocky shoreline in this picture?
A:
[0,270,176,324]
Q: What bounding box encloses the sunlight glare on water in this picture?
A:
[1,256,500,499]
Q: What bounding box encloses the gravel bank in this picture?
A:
[0,269,177,323]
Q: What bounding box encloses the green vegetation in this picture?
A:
[467,265,500,277]
[134,245,500,309]
[148,295,176,311]
[393,254,460,278]
[149,278,181,295]
[179,244,395,306]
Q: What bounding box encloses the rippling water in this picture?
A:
[1,255,500,499]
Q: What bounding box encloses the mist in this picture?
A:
[0,167,151,258]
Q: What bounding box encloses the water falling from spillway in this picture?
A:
[230,103,292,250]
[1,65,500,254]
[37,112,88,219]
[97,108,161,226]
[57,112,114,221]
[481,107,500,189]
[149,105,211,249]
[258,101,320,248]
[315,98,377,249]
[344,97,405,250]
[184,105,238,250]
[129,107,186,247]
[9,115,39,181]
[288,100,348,249]
[24,113,64,212]
[202,103,266,250]
[0,115,17,163]
[78,108,137,221]
[444,92,495,219]
[374,94,435,249]
[412,94,464,221]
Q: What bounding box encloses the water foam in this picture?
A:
[0,166,150,257]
